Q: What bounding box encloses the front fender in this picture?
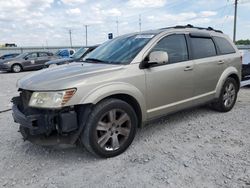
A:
[80,82,147,121]
[215,66,240,98]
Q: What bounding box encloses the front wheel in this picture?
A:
[12,64,22,73]
[211,77,238,112]
[81,99,137,158]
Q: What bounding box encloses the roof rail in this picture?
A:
[160,24,223,33]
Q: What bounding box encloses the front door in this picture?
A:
[144,34,194,119]
[23,52,38,69]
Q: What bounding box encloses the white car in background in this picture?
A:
[240,49,250,80]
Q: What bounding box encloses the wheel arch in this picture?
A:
[79,83,147,125]
[228,73,240,91]
[215,67,241,98]
[11,63,23,71]
[100,94,143,128]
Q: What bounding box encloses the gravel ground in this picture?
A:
[0,71,250,188]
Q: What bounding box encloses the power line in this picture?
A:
[220,3,234,30]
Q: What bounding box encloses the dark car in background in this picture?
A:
[45,46,98,68]
[240,50,250,80]
[0,51,56,73]
[0,53,20,60]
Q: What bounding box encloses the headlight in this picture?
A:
[29,88,76,108]
[3,61,11,64]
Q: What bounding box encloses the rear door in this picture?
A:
[188,34,224,99]
[37,52,51,68]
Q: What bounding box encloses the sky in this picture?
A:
[0,0,250,47]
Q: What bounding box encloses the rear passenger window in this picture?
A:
[214,36,236,55]
[190,37,216,59]
[39,52,48,57]
[152,34,188,64]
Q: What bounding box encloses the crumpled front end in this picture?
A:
[11,89,85,145]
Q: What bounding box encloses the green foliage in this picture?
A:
[236,39,250,45]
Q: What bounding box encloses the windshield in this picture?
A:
[71,47,88,59]
[83,34,154,64]
[15,52,29,58]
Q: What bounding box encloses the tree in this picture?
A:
[236,39,250,45]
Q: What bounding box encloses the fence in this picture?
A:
[237,45,250,50]
[0,46,83,56]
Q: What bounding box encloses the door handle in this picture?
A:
[184,66,193,71]
[218,60,225,65]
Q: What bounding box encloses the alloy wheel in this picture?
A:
[13,65,21,73]
[95,109,131,151]
[223,82,236,108]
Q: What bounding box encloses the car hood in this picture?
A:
[0,59,6,64]
[0,58,18,64]
[45,57,74,65]
[17,63,124,91]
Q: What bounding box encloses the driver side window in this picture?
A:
[151,34,188,64]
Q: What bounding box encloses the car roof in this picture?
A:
[27,51,51,53]
[4,53,19,55]
[130,24,224,37]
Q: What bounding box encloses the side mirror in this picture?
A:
[148,51,169,65]
[24,57,28,60]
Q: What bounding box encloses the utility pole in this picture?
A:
[85,25,88,46]
[116,17,119,36]
[233,0,238,43]
[69,29,72,47]
[139,14,142,32]
[46,40,48,49]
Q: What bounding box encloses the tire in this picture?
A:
[211,77,238,112]
[11,64,22,73]
[81,99,138,158]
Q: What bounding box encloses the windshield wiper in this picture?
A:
[84,58,107,63]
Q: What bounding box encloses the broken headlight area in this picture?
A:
[11,90,81,144]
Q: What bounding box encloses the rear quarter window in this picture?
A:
[190,37,217,59]
[39,52,48,57]
[213,36,236,55]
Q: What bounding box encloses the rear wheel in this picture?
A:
[12,64,22,73]
[211,77,238,112]
[81,99,137,158]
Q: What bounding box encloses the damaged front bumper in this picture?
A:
[11,93,88,145]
